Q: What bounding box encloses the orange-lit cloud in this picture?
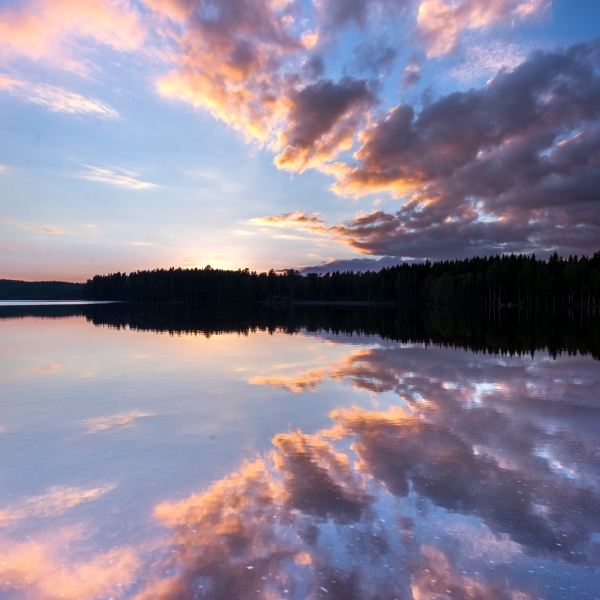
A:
[250,210,328,234]
[251,208,410,255]
[0,0,145,72]
[131,428,373,599]
[0,0,584,268]
[0,531,138,600]
[274,77,375,173]
[411,545,535,600]
[249,368,326,392]
[417,0,549,57]
[151,0,301,143]
[145,0,379,175]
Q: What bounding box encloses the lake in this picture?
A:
[0,302,599,600]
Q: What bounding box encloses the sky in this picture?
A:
[0,0,599,281]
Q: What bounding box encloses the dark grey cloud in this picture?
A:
[302,54,325,79]
[315,0,410,31]
[348,40,398,76]
[301,256,406,274]
[402,53,421,86]
[275,76,377,171]
[329,41,600,259]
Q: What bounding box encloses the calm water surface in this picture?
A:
[0,304,599,600]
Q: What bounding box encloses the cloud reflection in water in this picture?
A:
[2,338,600,599]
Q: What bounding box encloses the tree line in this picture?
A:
[0,279,83,300]
[82,251,600,306]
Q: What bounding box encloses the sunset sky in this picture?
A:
[0,0,599,281]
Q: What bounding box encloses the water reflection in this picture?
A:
[1,302,599,358]
[0,305,599,599]
[117,403,600,599]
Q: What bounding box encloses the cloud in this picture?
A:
[322,345,600,561]
[0,531,139,600]
[0,75,119,118]
[274,77,376,173]
[249,368,326,392]
[301,255,407,273]
[149,0,379,173]
[0,484,116,525]
[0,1,596,261]
[411,545,533,600]
[138,438,374,600]
[250,210,327,233]
[322,41,600,258]
[39,227,62,235]
[152,0,303,143]
[78,410,154,433]
[402,53,421,87]
[349,40,397,76]
[78,166,157,189]
[0,0,560,205]
[0,0,145,72]
[314,0,410,31]
[447,40,531,84]
[302,54,325,79]
[417,0,550,57]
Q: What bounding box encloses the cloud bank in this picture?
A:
[257,41,600,259]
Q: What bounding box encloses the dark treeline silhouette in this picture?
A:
[2,302,599,360]
[0,279,83,300]
[82,252,600,306]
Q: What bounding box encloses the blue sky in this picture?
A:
[0,0,599,281]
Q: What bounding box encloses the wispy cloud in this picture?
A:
[39,227,62,235]
[250,211,328,234]
[447,41,530,84]
[249,368,327,393]
[78,165,157,189]
[0,484,115,525]
[78,410,154,434]
[0,75,119,118]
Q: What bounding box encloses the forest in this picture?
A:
[82,252,600,307]
[0,279,83,300]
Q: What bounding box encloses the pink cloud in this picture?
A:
[417,0,550,57]
[0,0,145,72]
